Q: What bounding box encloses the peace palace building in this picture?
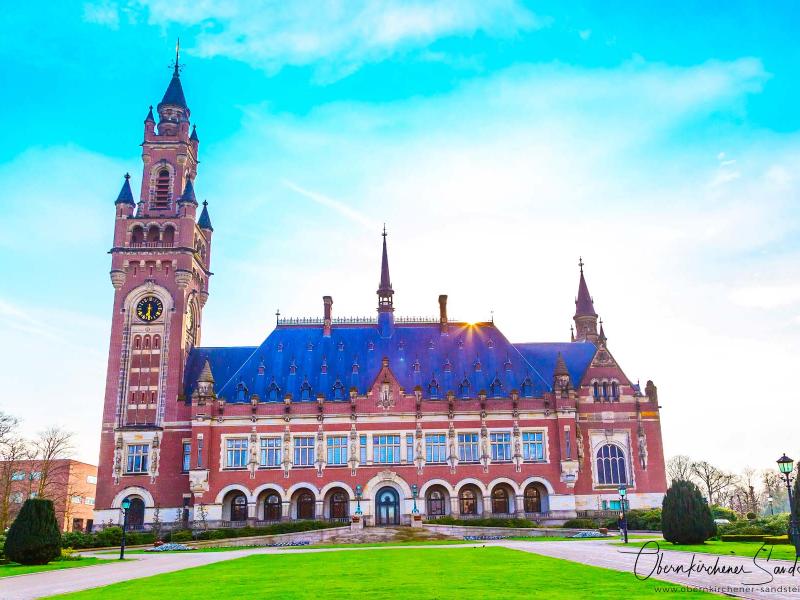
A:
[94,56,668,530]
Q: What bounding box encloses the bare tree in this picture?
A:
[666,455,694,484]
[0,413,32,530]
[691,460,737,505]
[762,469,788,513]
[29,427,75,527]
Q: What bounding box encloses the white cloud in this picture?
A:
[85,0,549,78]
[730,284,800,309]
[82,1,120,29]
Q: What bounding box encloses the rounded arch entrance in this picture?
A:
[375,486,400,525]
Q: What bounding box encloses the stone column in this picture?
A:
[482,495,492,516]
[450,495,459,517]
[515,494,526,518]
[315,499,325,521]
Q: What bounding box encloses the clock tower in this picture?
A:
[95,47,213,519]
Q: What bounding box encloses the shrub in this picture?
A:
[764,535,790,545]
[718,514,790,537]
[746,512,757,521]
[0,533,6,560]
[662,480,716,545]
[95,526,123,548]
[710,505,738,522]
[4,499,62,565]
[622,509,662,531]
[425,516,538,528]
[170,530,192,542]
[562,519,598,529]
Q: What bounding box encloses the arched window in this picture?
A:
[611,382,619,401]
[491,488,509,515]
[332,380,345,400]
[235,382,249,403]
[427,489,445,516]
[162,225,175,245]
[143,335,151,350]
[602,382,608,401]
[133,336,141,350]
[329,491,349,519]
[131,226,144,245]
[297,492,315,520]
[264,494,281,521]
[230,493,248,522]
[153,335,161,350]
[459,377,470,399]
[459,488,478,515]
[523,485,541,513]
[596,444,627,485]
[593,382,600,402]
[153,168,171,209]
[147,225,160,243]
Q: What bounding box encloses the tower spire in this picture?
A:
[376,225,395,338]
[173,38,181,77]
[573,258,599,343]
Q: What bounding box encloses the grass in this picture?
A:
[48,547,717,599]
[619,539,800,562]
[100,539,478,554]
[0,557,112,578]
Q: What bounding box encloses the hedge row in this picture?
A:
[61,520,342,549]
[718,513,790,537]
[720,534,791,544]
[424,517,538,528]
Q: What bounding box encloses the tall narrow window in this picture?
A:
[181,442,191,472]
[373,434,401,464]
[597,444,627,485]
[406,434,414,463]
[153,168,171,209]
[197,437,203,468]
[565,429,571,459]
[359,434,367,464]
[593,382,600,401]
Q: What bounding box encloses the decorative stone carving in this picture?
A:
[560,459,579,488]
[638,427,648,470]
[175,269,192,289]
[113,434,123,484]
[189,469,210,493]
[110,269,126,289]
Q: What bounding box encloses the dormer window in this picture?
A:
[235,381,248,403]
[489,376,503,398]
[428,377,440,399]
[332,379,345,400]
[521,376,533,398]
[300,379,312,401]
[267,379,281,402]
[459,377,470,399]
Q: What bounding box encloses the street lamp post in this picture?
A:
[777,454,800,557]
[767,495,774,516]
[355,484,363,516]
[119,498,131,560]
[411,484,419,514]
[618,485,629,544]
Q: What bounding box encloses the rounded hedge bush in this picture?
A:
[5,498,62,565]
[662,480,716,545]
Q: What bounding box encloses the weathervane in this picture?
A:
[169,38,183,76]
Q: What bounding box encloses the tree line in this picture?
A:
[667,455,791,516]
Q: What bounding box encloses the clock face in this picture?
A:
[136,296,163,322]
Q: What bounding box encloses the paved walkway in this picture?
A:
[2,540,799,599]
[507,539,800,600]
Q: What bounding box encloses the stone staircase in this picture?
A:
[325,525,457,545]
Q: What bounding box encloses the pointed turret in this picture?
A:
[573,258,600,343]
[179,177,197,205]
[190,125,199,142]
[156,40,190,135]
[198,359,215,383]
[554,352,570,378]
[194,359,215,400]
[198,200,213,231]
[377,225,395,337]
[115,173,135,206]
[598,320,607,345]
[144,106,155,123]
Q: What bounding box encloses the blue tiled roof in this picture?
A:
[159,73,188,110]
[184,346,258,398]
[198,201,213,231]
[513,342,596,387]
[184,322,567,404]
[115,174,135,206]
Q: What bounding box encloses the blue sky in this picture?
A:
[1,1,798,471]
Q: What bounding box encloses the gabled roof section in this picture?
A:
[211,321,551,403]
[513,342,596,388]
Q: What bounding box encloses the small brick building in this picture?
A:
[94,52,667,530]
[3,459,97,532]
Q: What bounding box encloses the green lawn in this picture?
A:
[620,539,800,562]
[1,557,111,578]
[49,547,718,599]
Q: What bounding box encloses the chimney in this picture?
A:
[439,295,448,334]
[323,296,333,337]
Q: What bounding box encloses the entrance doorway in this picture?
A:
[376,486,400,525]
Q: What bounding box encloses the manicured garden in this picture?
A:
[49,547,717,599]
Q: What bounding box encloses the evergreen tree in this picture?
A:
[4,498,61,565]
[793,470,800,542]
[662,479,716,544]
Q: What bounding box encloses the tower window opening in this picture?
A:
[153,169,171,210]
